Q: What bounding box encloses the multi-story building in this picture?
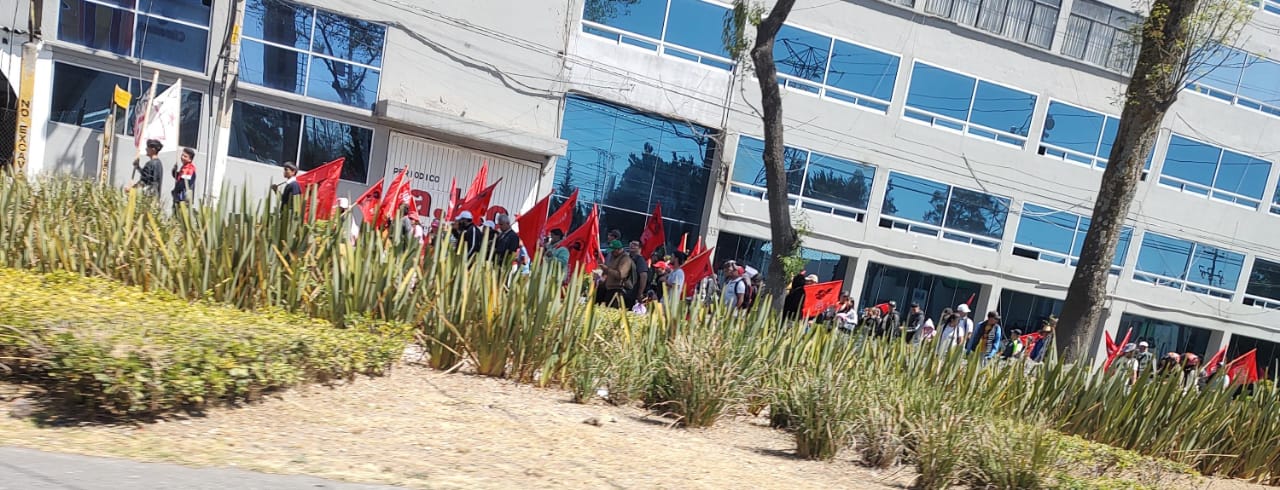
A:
[2,0,1278,371]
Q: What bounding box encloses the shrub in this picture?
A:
[0,268,410,416]
[968,419,1062,489]
[773,365,862,460]
[911,406,976,490]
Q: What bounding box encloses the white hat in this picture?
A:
[956,304,971,313]
[805,274,819,282]
[456,211,474,221]
[337,197,350,209]
[1122,343,1137,353]
[1138,341,1149,348]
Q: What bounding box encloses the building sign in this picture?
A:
[385,132,540,221]
[12,46,36,173]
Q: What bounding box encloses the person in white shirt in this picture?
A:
[937,304,973,353]
[665,251,688,298]
[722,265,748,309]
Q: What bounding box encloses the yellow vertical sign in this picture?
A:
[12,44,36,174]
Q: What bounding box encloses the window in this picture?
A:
[1013,203,1132,271]
[1061,0,1139,74]
[922,0,1059,49]
[825,40,899,111]
[714,232,850,283]
[879,171,1011,249]
[229,101,373,183]
[554,95,716,242]
[240,0,385,109]
[904,62,1037,147]
[1038,101,1120,169]
[1246,258,1280,310]
[1134,232,1243,299]
[582,0,733,69]
[730,136,876,221]
[861,262,983,323]
[1262,0,1280,15]
[1274,181,1280,215]
[1189,45,1280,117]
[50,62,202,148]
[1159,134,1271,209]
[774,24,831,92]
[56,0,211,72]
[998,289,1063,333]
[1117,313,1211,361]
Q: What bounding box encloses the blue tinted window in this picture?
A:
[1041,101,1105,156]
[50,62,202,148]
[583,0,666,39]
[1216,151,1270,199]
[1187,245,1244,290]
[826,40,898,102]
[306,56,381,109]
[230,101,302,166]
[944,186,1010,239]
[300,116,374,184]
[882,172,949,225]
[1162,135,1219,188]
[556,96,716,234]
[140,0,210,25]
[244,0,312,49]
[1136,233,1193,280]
[312,10,386,68]
[135,16,207,72]
[775,25,832,83]
[664,0,731,58]
[57,0,210,71]
[1016,203,1078,256]
[239,39,306,94]
[1247,258,1280,302]
[803,152,876,210]
[731,136,804,195]
[58,0,135,57]
[1097,116,1121,159]
[1239,56,1280,107]
[1190,45,1280,116]
[1192,45,1246,93]
[1160,134,1271,206]
[906,63,975,121]
[970,81,1036,137]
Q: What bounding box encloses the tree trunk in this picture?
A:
[1055,0,1201,363]
[749,0,799,308]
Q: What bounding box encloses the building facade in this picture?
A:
[4,0,1279,372]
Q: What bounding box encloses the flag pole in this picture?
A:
[131,70,161,181]
[98,92,117,184]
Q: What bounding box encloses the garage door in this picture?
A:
[385,132,542,219]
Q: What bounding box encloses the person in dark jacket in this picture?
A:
[132,139,165,196]
[272,162,302,212]
[782,273,808,321]
[451,210,482,257]
[491,213,521,263]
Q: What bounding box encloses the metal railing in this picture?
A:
[878,215,1002,250]
[903,107,1029,148]
[1157,174,1262,210]
[581,21,734,71]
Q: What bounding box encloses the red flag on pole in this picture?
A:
[965,293,976,306]
[1103,328,1132,371]
[516,194,550,255]
[375,168,412,229]
[677,233,688,254]
[560,204,601,276]
[639,202,665,258]
[802,280,843,318]
[1224,349,1259,384]
[455,178,503,222]
[353,177,383,224]
[444,177,459,221]
[680,247,716,297]
[1205,346,1230,376]
[464,161,489,202]
[295,158,344,221]
[545,189,578,237]
[692,236,706,255]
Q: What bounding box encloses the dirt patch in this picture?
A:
[1,363,914,489]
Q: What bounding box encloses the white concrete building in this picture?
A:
[3,0,1279,371]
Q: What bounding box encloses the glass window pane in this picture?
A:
[882,172,949,225]
[827,40,899,101]
[127,79,203,149]
[1192,45,1246,93]
[49,63,130,131]
[906,63,976,121]
[1075,219,1131,266]
[945,186,1010,239]
[652,119,717,222]
[732,136,768,188]
[312,9,386,68]
[58,0,135,56]
[1096,115,1120,159]
[1016,203,1078,255]
[140,0,211,25]
[306,56,381,109]
[300,116,373,184]
[135,16,208,72]
[1238,57,1280,107]
[243,0,312,50]
[802,152,876,210]
[1214,151,1270,199]
[240,39,307,94]
[970,81,1036,136]
[583,0,666,39]
[775,25,831,83]
[1187,245,1243,290]
[664,0,731,58]
[1162,135,1219,187]
[229,101,302,167]
[1136,233,1193,279]
[1042,101,1105,155]
[1247,258,1280,301]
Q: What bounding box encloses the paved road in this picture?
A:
[0,447,405,490]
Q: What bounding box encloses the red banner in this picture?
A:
[375,168,412,229]
[455,178,503,223]
[295,157,344,221]
[1204,346,1229,376]
[516,194,550,255]
[1103,328,1132,372]
[680,247,716,297]
[545,189,578,238]
[353,177,383,224]
[639,202,665,258]
[561,204,601,275]
[691,236,705,256]
[464,160,489,202]
[1225,349,1259,385]
[803,280,843,318]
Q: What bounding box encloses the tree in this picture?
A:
[725,0,800,306]
[1055,0,1250,363]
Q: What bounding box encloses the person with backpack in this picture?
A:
[721,264,748,309]
[171,147,198,211]
[742,275,762,310]
[1001,329,1025,360]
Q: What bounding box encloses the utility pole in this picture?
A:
[207,0,247,201]
[12,0,43,176]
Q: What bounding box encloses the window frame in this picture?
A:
[580,0,736,71]
[748,23,902,114]
[1245,257,1280,310]
[921,0,1061,49]
[903,60,1039,149]
[1059,0,1140,74]
[729,135,877,222]
[1186,45,1280,118]
[49,60,205,148]
[1012,202,1131,273]
[1157,133,1271,210]
[1132,231,1243,300]
[239,0,388,110]
[229,99,375,184]
[878,170,1012,250]
[1037,99,1121,170]
[56,0,213,73]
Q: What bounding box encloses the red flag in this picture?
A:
[444,177,458,221]
[692,236,706,255]
[353,177,383,223]
[545,189,578,238]
[464,161,489,202]
[1224,349,1259,384]
[639,202,665,258]
[1104,331,1116,355]
[455,178,502,222]
[375,168,412,229]
[1204,346,1229,376]
[295,158,344,221]
[677,233,688,254]
[803,280,843,318]
[965,293,976,306]
[560,204,601,275]
[1103,328,1132,372]
[680,247,716,297]
[516,194,550,255]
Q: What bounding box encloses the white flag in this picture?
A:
[133,79,183,152]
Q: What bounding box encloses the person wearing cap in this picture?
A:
[1112,343,1140,385]
[451,210,482,257]
[132,139,165,197]
[171,147,198,210]
[596,240,634,307]
[648,260,669,301]
[542,228,570,269]
[966,311,1004,361]
[905,303,928,344]
[940,304,974,351]
[272,161,302,212]
[337,197,361,245]
[1181,353,1201,392]
[722,264,748,309]
[1134,341,1155,377]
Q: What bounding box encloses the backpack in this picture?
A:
[741,280,757,309]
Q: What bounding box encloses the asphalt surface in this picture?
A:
[0,446,405,490]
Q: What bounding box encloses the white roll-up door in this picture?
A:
[385,132,541,218]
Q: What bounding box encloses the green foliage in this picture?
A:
[0,268,409,416]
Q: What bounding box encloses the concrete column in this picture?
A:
[976,283,1002,318]
[845,254,872,308]
[702,132,740,250]
[1049,0,1075,54]
[1234,254,1256,305]
[998,201,1024,257]
[1206,329,1233,358]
